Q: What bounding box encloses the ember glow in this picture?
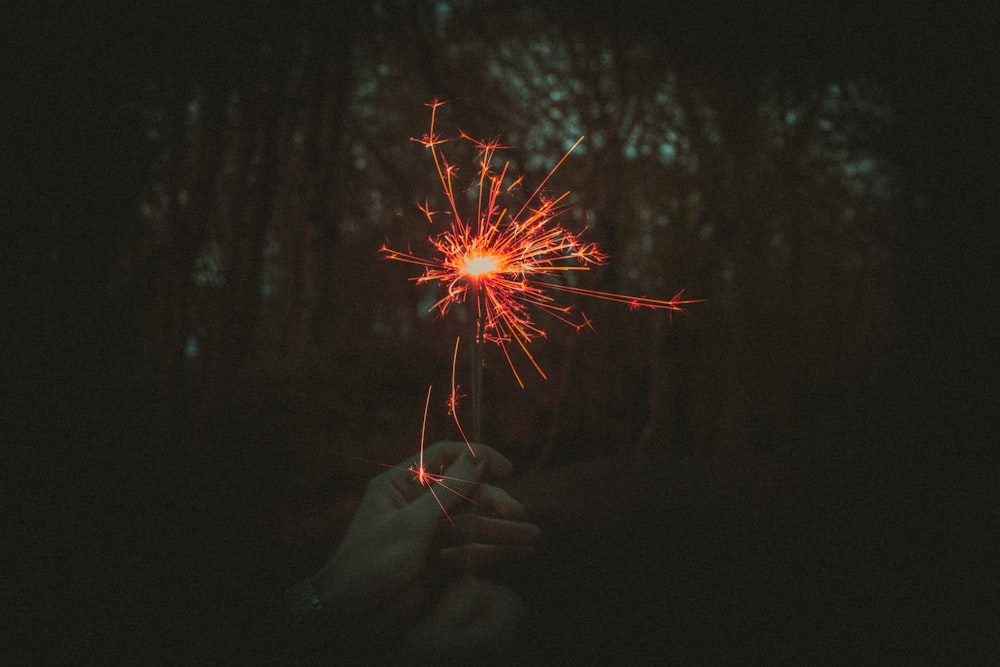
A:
[381,99,702,386]
[462,253,500,278]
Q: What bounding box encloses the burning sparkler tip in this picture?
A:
[384,102,701,383]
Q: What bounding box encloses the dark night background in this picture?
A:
[5,0,996,662]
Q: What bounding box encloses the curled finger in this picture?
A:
[472,483,529,519]
[438,542,538,570]
[450,513,541,547]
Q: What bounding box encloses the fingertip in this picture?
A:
[495,452,515,476]
[474,445,514,478]
[475,485,531,521]
[524,521,542,541]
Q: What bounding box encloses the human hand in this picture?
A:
[310,441,540,623]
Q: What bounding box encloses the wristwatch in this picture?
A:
[272,578,325,625]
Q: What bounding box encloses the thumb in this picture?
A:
[412,452,483,522]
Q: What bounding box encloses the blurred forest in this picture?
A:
[6,0,995,662]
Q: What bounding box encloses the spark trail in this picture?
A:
[407,386,479,526]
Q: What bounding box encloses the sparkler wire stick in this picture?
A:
[472,287,485,443]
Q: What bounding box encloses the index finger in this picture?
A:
[422,440,515,481]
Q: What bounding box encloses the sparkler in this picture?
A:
[381,99,702,444]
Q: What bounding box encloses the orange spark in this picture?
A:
[382,100,703,385]
[407,385,479,525]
